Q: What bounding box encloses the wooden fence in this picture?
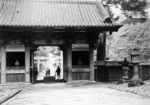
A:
[94,61,150,82]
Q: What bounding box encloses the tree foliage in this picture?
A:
[34,46,60,57]
[104,0,147,17]
[106,20,150,61]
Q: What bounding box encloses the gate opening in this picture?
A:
[32,46,63,83]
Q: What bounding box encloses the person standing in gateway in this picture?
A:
[56,66,61,79]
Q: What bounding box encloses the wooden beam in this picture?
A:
[97,32,106,60]
[0,39,6,84]
[67,44,72,82]
[62,46,68,81]
[25,44,30,83]
[89,44,95,82]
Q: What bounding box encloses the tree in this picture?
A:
[96,0,148,60]
[106,20,150,61]
[104,0,147,18]
[34,46,60,57]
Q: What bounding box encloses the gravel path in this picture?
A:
[1,81,150,105]
[2,82,150,105]
[0,83,32,103]
[109,80,150,98]
[0,89,18,102]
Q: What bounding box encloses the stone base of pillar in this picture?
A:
[0,84,7,86]
[128,77,144,87]
[66,80,96,84]
[89,81,96,83]
[23,83,32,85]
[117,78,130,84]
[67,71,72,82]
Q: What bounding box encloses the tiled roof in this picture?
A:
[139,61,150,66]
[94,61,133,66]
[94,61,122,66]
[0,0,119,27]
[95,60,150,66]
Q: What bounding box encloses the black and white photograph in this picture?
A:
[0,0,150,105]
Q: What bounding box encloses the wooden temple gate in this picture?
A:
[0,0,120,84]
[0,28,100,83]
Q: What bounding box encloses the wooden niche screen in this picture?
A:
[72,51,90,80]
[72,51,89,66]
[6,52,25,70]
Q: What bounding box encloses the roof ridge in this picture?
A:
[10,0,96,4]
[95,0,110,21]
[0,0,121,27]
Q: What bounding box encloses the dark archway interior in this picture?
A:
[72,51,89,65]
[6,52,25,67]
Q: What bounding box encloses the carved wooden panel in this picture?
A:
[51,39,64,44]
[72,72,89,80]
[6,45,25,52]
[6,73,25,82]
[6,35,24,44]
[33,39,47,44]
[73,34,88,44]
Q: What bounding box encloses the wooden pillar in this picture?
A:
[60,51,63,79]
[89,44,95,81]
[62,47,67,81]
[37,58,40,72]
[139,65,142,78]
[30,49,35,83]
[67,44,72,82]
[97,32,106,60]
[25,45,30,83]
[1,42,6,84]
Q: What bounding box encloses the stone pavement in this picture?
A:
[2,82,150,105]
